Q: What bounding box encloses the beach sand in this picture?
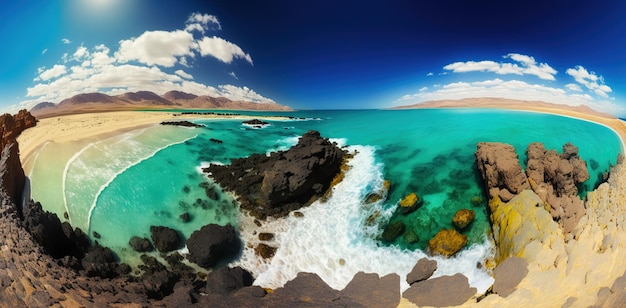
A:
[16,107,626,307]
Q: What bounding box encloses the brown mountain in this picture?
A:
[30,91,292,118]
[392,97,615,119]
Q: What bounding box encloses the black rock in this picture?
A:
[205,266,254,294]
[150,226,183,253]
[205,130,346,219]
[129,236,154,252]
[179,212,191,223]
[382,221,405,242]
[186,224,241,268]
[242,119,269,126]
[160,121,204,128]
[93,231,101,239]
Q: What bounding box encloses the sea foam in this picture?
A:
[234,145,495,293]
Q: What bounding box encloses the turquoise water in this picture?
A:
[26,108,622,290]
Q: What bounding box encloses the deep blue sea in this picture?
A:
[25,109,623,292]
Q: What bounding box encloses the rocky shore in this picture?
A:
[5,109,626,307]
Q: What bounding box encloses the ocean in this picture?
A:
[24,108,623,292]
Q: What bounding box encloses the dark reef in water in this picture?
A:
[204,130,346,219]
[160,120,205,128]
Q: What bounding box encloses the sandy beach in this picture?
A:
[16,110,291,163]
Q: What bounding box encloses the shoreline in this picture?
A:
[16,110,294,163]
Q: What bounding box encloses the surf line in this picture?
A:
[85,134,198,233]
[61,128,148,227]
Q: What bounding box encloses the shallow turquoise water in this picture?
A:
[28,109,622,265]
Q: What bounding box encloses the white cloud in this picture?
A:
[6,12,272,114]
[395,78,625,115]
[175,69,193,79]
[566,65,612,98]
[419,86,428,92]
[41,49,48,55]
[196,36,253,64]
[116,30,196,67]
[62,38,71,44]
[37,64,67,81]
[443,53,557,81]
[228,71,239,80]
[185,12,221,33]
[565,83,582,92]
[426,72,434,76]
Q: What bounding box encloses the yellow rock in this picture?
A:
[428,228,467,257]
[452,209,476,230]
[399,193,418,208]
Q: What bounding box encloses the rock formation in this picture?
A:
[186,224,241,268]
[150,226,183,253]
[428,228,467,257]
[475,142,529,202]
[475,142,590,236]
[204,130,346,219]
[452,208,475,230]
[160,121,205,128]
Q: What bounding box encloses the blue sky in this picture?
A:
[2,1,626,115]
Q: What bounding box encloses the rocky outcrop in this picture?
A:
[476,142,590,236]
[488,190,566,265]
[475,142,529,202]
[204,130,346,219]
[0,143,25,206]
[186,224,241,268]
[150,226,183,253]
[525,142,588,234]
[1,110,36,149]
[160,121,205,128]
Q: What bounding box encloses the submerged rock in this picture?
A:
[186,224,241,268]
[204,130,346,219]
[428,228,467,257]
[452,209,475,230]
[129,236,154,252]
[398,192,422,214]
[403,228,420,244]
[381,220,405,242]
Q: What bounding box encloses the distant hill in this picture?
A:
[30,90,292,118]
[392,97,615,119]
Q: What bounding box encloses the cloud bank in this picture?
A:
[10,12,274,112]
[398,53,623,115]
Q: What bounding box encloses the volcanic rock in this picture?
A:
[452,209,476,230]
[150,226,183,253]
[242,119,269,126]
[186,224,241,268]
[205,266,253,294]
[204,130,346,219]
[129,236,154,252]
[160,121,204,128]
[428,228,467,257]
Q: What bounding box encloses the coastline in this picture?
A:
[15,106,626,306]
[16,110,293,163]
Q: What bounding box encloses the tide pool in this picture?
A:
[25,108,623,290]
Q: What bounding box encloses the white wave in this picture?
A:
[234,145,494,294]
[85,134,198,232]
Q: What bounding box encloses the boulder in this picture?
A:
[452,209,475,230]
[428,228,467,257]
[475,142,529,202]
[205,266,253,294]
[406,258,437,285]
[398,192,422,214]
[402,273,476,307]
[403,229,419,244]
[255,243,277,259]
[205,130,346,219]
[150,226,183,253]
[338,272,401,308]
[129,236,154,252]
[186,224,241,268]
[381,220,405,242]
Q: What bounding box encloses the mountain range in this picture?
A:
[392,97,614,119]
[30,90,292,118]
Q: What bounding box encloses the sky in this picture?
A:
[2,1,626,115]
